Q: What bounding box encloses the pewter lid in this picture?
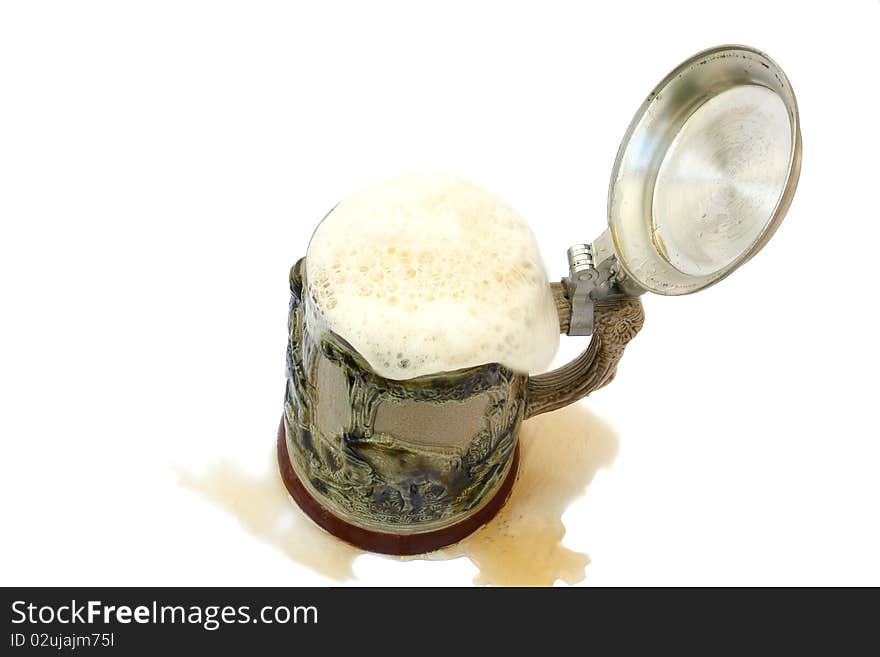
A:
[607,45,801,295]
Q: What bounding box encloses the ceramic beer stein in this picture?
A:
[278,44,801,554]
[279,259,644,554]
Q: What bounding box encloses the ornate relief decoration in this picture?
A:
[284,262,525,532]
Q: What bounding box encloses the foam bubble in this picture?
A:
[305,174,560,380]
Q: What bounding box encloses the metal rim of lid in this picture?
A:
[607,44,802,296]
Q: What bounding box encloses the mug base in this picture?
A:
[276,417,519,556]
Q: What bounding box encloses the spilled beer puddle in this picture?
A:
[178,404,617,586]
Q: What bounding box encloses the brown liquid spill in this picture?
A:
[178,404,617,586]
[176,463,360,580]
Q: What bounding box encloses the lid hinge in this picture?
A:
[563,239,641,336]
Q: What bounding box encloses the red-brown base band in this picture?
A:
[277,418,519,555]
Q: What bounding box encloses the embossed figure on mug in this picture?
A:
[279,45,801,555]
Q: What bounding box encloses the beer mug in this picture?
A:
[278,45,801,554]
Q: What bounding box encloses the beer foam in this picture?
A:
[305,174,560,380]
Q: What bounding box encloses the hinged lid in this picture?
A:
[606,45,801,296]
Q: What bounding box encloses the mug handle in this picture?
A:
[525,284,645,419]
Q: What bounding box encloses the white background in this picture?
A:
[2,1,879,586]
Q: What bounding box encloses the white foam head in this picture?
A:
[305,174,560,380]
